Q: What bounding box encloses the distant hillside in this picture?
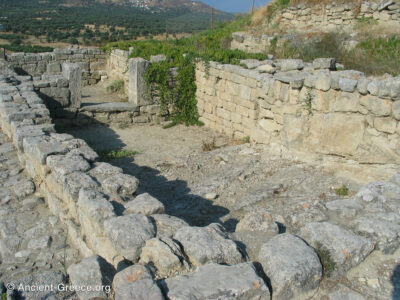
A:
[63,0,227,14]
[0,0,233,46]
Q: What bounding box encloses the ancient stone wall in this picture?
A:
[231,0,400,53]
[196,59,400,168]
[6,47,107,86]
[106,49,130,95]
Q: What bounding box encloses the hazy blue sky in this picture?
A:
[199,0,271,13]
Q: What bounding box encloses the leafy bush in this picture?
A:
[104,17,269,127]
[0,44,53,53]
[107,79,125,94]
[97,149,138,161]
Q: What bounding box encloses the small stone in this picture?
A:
[204,192,218,200]
[27,235,51,250]
[13,179,35,198]
[15,250,32,258]
[151,214,189,238]
[236,211,279,234]
[102,173,139,196]
[257,64,276,74]
[313,58,336,70]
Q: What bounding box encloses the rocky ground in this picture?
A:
[0,131,81,299]
[64,122,400,299]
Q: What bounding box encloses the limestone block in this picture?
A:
[374,117,397,133]
[312,58,336,70]
[104,214,156,262]
[125,193,165,215]
[128,58,150,106]
[164,263,269,300]
[393,101,400,120]
[330,91,360,112]
[67,255,115,300]
[307,113,365,156]
[258,234,322,300]
[62,63,82,108]
[360,96,392,116]
[258,119,282,132]
[151,214,189,239]
[300,222,374,277]
[173,223,243,266]
[315,71,331,91]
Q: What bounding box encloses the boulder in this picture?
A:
[258,234,322,300]
[125,193,165,215]
[163,263,270,300]
[102,173,139,196]
[151,214,189,238]
[300,222,374,277]
[115,278,165,300]
[173,223,243,266]
[312,58,336,70]
[104,214,156,262]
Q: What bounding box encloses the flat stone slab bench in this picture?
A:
[80,102,139,113]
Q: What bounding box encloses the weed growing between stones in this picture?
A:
[315,243,336,277]
[97,149,139,161]
[1,292,6,300]
[118,121,131,129]
[202,137,218,152]
[335,185,349,196]
[303,89,313,116]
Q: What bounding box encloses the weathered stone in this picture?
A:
[315,71,331,91]
[115,278,165,300]
[257,64,276,74]
[163,262,270,300]
[67,255,115,300]
[13,178,35,198]
[113,264,152,290]
[7,271,66,300]
[240,59,263,69]
[128,58,150,106]
[102,173,139,196]
[277,59,304,72]
[313,58,336,70]
[300,222,374,277]
[125,193,165,215]
[151,214,189,238]
[80,102,138,113]
[62,171,99,200]
[173,223,243,266]
[258,234,322,300]
[274,71,306,89]
[339,77,358,92]
[89,162,123,182]
[140,237,189,277]
[77,188,115,222]
[236,211,279,234]
[23,136,68,164]
[374,117,397,133]
[325,199,363,218]
[391,173,400,186]
[352,213,400,254]
[360,96,392,116]
[393,101,400,120]
[150,54,167,63]
[62,62,82,108]
[104,214,156,261]
[367,79,380,96]
[27,235,51,250]
[328,285,366,300]
[47,154,90,178]
[357,77,370,95]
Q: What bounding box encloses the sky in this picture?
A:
[199,0,271,13]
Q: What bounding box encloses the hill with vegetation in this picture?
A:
[0,0,232,48]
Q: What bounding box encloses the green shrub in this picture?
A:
[106,79,125,94]
[97,149,138,161]
[335,185,349,196]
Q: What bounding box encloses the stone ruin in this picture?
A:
[0,45,399,299]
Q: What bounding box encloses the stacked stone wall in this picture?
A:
[6,47,106,86]
[231,0,400,53]
[196,60,400,167]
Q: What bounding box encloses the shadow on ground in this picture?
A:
[59,115,230,227]
[392,264,400,300]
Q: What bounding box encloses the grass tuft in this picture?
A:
[315,242,337,277]
[98,149,139,161]
[335,185,349,196]
[106,79,125,94]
